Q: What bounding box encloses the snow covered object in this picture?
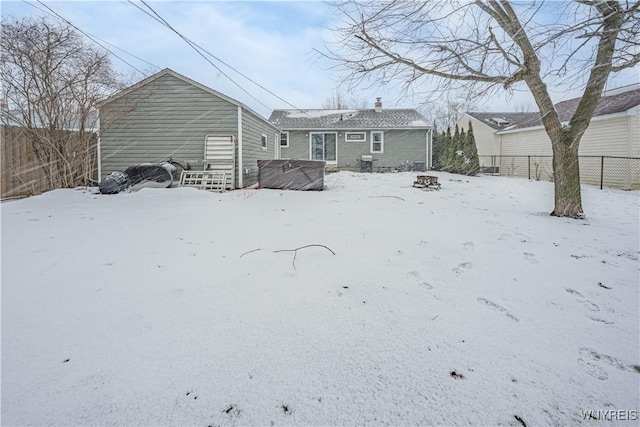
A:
[98,162,180,194]
[98,171,129,194]
[124,163,179,191]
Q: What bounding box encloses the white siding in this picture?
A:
[496,111,640,188]
[457,115,500,156]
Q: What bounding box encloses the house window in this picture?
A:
[345,132,366,142]
[371,131,384,153]
[280,132,289,147]
[261,133,267,150]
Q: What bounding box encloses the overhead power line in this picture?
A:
[129,0,311,115]
[129,0,272,112]
[29,0,160,75]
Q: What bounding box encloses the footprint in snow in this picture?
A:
[452,262,473,274]
[564,288,600,312]
[477,298,519,322]
[577,357,608,380]
[463,242,475,250]
[523,252,538,264]
[407,270,434,289]
[589,316,614,325]
[577,347,640,380]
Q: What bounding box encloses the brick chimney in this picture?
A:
[375,97,382,113]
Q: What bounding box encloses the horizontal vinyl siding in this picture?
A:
[499,114,639,157]
[578,116,632,156]
[497,113,640,188]
[279,130,309,161]
[500,128,551,156]
[499,129,551,179]
[241,109,279,187]
[279,129,427,170]
[100,74,238,179]
[458,116,500,157]
[340,129,426,169]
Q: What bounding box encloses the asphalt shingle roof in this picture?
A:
[466,86,640,132]
[269,108,431,130]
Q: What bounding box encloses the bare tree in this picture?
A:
[322,90,350,109]
[322,0,640,218]
[1,16,124,189]
[425,94,478,130]
[321,89,369,109]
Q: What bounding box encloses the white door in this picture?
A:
[204,135,235,189]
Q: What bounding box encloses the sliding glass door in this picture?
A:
[310,132,337,164]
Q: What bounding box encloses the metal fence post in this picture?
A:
[600,156,604,190]
[528,156,531,180]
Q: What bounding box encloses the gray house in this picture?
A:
[98,68,280,188]
[269,99,433,172]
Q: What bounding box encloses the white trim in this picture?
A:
[97,132,102,181]
[261,133,268,150]
[371,131,384,153]
[309,132,338,164]
[279,131,289,147]
[427,129,432,170]
[237,106,243,188]
[345,131,366,142]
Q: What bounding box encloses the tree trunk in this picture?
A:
[551,132,583,218]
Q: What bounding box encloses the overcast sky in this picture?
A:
[2,1,638,120]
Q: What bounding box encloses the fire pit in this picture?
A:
[413,175,441,190]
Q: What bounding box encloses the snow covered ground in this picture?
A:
[2,172,639,426]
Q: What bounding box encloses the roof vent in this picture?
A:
[375,97,382,113]
[490,117,509,125]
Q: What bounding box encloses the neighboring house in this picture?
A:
[459,85,639,158]
[269,99,433,172]
[458,85,640,187]
[98,68,280,188]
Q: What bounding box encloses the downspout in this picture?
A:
[427,129,433,170]
[237,106,243,188]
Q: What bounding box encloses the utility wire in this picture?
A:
[130,0,272,112]
[130,0,311,115]
[30,0,159,75]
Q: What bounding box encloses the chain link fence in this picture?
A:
[478,155,640,191]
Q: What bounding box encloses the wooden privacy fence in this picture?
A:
[478,155,640,191]
[1,125,98,199]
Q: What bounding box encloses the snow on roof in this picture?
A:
[286,109,359,119]
[466,86,640,132]
[270,108,431,129]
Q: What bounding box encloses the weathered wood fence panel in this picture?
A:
[1,125,98,199]
[1,125,49,199]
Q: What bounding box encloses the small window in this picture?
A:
[345,132,366,142]
[371,131,384,153]
[261,133,267,150]
[280,132,289,147]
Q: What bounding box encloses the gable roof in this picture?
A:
[99,68,277,128]
[554,86,640,122]
[465,85,640,132]
[463,112,540,131]
[269,108,431,130]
